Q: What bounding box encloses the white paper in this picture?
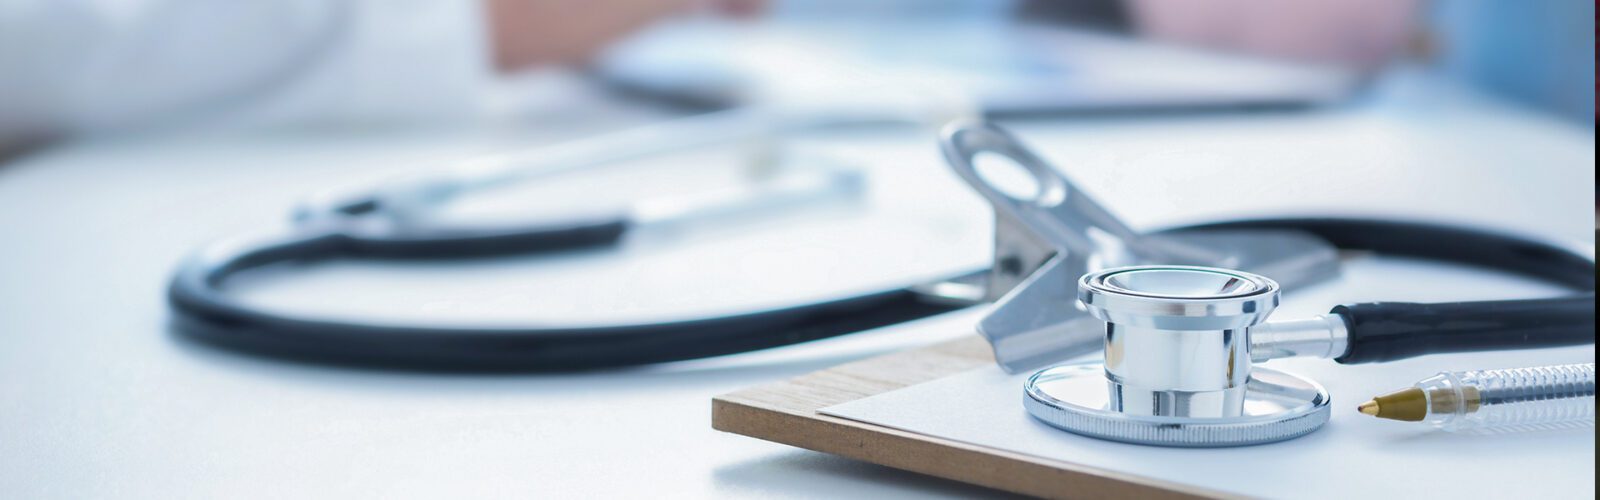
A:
[823,258,1596,499]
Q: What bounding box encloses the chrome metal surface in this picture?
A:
[1251,314,1350,362]
[940,121,1224,303]
[939,121,1341,373]
[1080,266,1280,419]
[628,155,866,230]
[1019,264,1334,446]
[1079,265,1280,330]
[297,103,959,236]
[1025,361,1331,447]
[1104,320,1252,407]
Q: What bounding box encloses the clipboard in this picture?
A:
[711,335,1236,499]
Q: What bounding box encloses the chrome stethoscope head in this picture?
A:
[939,120,1341,446]
[940,121,1593,447]
[1025,265,1332,447]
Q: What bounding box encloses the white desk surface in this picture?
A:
[1,73,1593,498]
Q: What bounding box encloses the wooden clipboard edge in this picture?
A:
[711,335,1241,500]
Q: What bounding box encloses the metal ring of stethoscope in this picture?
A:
[1025,361,1333,447]
[167,215,1596,371]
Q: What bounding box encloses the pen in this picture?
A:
[1357,362,1595,432]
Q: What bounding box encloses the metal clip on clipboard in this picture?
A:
[939,121,1343,373]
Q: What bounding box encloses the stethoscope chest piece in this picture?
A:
[1025,361,1330,447]
[1023,266,1331,447]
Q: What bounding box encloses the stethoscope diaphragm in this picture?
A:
[1025,361,1331,447]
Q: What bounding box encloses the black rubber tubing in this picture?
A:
[167,215,970,371]
[1331,295,1595,364]
[1180,218,1595,364]
[169,217,1595,371]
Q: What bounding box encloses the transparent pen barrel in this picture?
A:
[1424,363,1596,431]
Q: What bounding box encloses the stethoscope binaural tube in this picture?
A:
[168,222,976,371]
[167,216,1595,371]
[1184,218,1595,364]
[1330,294,1595,364]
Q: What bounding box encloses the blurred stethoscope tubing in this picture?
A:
[165,114,1595,371]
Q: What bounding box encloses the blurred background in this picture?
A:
[0,0,1593,498]
[1,0,1592,147]
[0,0,1591,324]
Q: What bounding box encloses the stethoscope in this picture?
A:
[169,106,985,370]
[167,120,1595,387]
[1024,264,1593,447]
[936,123,1594,447]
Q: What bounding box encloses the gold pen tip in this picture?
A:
[1357,400,1380,416]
